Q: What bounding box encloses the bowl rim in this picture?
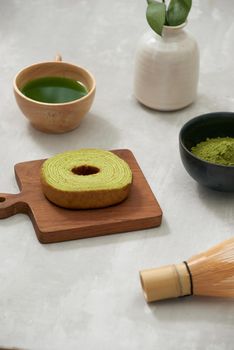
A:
[179,111,234,169]
[13,60,96,107]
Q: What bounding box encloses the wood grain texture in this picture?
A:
[0,150,162,243]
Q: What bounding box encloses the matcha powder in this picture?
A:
[191,137,234,166]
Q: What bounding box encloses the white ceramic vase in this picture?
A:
[134,23,199,111]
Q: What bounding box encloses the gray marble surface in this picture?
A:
[0,1,234,349]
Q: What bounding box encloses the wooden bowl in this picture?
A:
[13,56,96,133]
[179,112,234,192]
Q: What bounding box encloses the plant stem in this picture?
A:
[163,0,167,24]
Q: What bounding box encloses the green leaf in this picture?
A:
[167,0,192,26]
[146,1,166,36]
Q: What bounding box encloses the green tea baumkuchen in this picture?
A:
[40,149,133,209]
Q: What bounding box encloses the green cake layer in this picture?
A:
[40,149,133,209]
[41,149,132,191]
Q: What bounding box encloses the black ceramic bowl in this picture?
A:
[179,112,234,192]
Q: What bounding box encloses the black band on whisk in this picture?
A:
[183,261,193,295]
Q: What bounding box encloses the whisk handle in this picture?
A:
[140,262,192,302]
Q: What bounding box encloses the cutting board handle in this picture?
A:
[0,192,28,219]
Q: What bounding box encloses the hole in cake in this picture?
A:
[0,197,6,202]
[72,165,100,176]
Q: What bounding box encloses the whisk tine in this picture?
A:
[140,238,234,302]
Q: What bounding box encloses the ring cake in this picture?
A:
[40,149,133,209]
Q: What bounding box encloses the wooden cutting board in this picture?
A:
[0,149,162,243]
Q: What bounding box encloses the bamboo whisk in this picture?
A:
[140,238,234,302]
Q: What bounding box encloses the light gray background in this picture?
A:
[0,1,233,349]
